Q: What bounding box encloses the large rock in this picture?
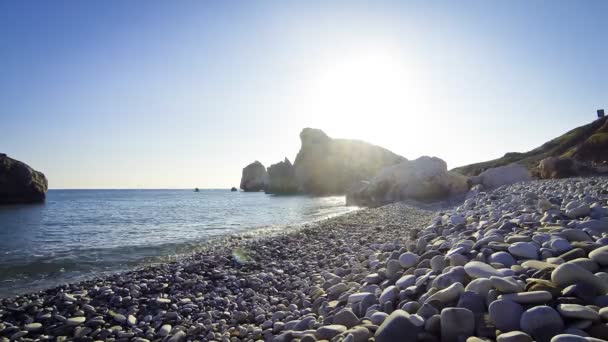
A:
[0,153,48,204]
[293,128,405,195]
[265,158,299,194]
[470,164,532,189]
[347,156,469,206]
[538,157,578,179]
[239,161,268,192]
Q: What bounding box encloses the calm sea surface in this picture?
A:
[0,190,357,297]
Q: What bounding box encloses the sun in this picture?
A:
[294,47,429,144]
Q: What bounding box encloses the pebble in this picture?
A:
[552,263,608,294]
[497,331,533,342]
[520,306,564,342]
[399,252,419,268]
[464,261,511,279]
[509,242,539,260]
[66,316,86,326]
[440,307,475,342]
[375,310,423,342]
[557,304,600,321]
[489,299,524,332]
[589,245,608,266]
[316,325,347,340]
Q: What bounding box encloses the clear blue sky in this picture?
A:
[1,0,606,189]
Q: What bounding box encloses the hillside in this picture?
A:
[452,116,608,176]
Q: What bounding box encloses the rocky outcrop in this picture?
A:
[346,156,469,206]
[469,164,532,190]
[294,128,405,195]
[239,161,268,192]
[0,153,48,204]
[265,158,299,194]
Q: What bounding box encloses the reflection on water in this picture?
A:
[0,189,357,297]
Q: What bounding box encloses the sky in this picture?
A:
[1,0,607,189]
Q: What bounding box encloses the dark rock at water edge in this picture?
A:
[230,187,238,192]
[0,153,47,204]
[240,160,268,192]
[265,158,299,194]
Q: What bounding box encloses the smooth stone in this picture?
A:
[489,299,524,332]
[509,242,539,260]
[426,282,464,304]
[490,276,524,293]
[557,304,600,321]
[550,239,573,253]
[497,331,533,342]
[550,334,588,342]
[552,263,608,294]
[158,324,172,337]
[375,309,423,342]
[457,291,485,314]
[396,275,416,289]
[66,317,86,326]
[440,307,475,342]
[316,325,347,340]
[500,291,553,304]
[465,278,493,298]
[522,260,557,270]
[589,245,608,266]
[521,306,564,342]
[567,204,591,218]
[464,261,512,279]
[489,252,517,267]
[560,230,592,242]
[370,312,388,326]
[599,307,608,321]
[399,252,419,268]
[333,309,359,328]
[127,315,137,326]
[24,323,42,331]
[431,255,448,272]
[328,283,349,296]
[379,286,397,304]
[348,292,373,304]
[567,258,600,273]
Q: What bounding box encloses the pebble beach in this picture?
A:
[2,177,608,342]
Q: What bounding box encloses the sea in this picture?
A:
[0,189,358,298]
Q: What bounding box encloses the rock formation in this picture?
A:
[294,128,405,195]
[239,161,268,192]
[265,158,299,194]
[0,153,48,204]
[346,156,469,206]
[469,164,532,189]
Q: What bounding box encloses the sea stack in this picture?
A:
[0,153,48,204]
[293,128,405,195]
[240,161,269,192]
[265,158,299,194]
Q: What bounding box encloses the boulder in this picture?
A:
[0,153,48,204]
[346,156,469,206]
[470,164,532,189]
[265,158,299,194]
[294,128,405,195]
[239,161,268,192]
[538,157,578,179]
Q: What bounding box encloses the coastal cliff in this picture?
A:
[0,153,48,204]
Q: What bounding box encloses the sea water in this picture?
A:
[0,189,357,297]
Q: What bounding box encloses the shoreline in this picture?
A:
[0,195,359,298]
[2,177,608,342]
[0,203,434,341]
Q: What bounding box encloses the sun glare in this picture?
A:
[295,47,430,145]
